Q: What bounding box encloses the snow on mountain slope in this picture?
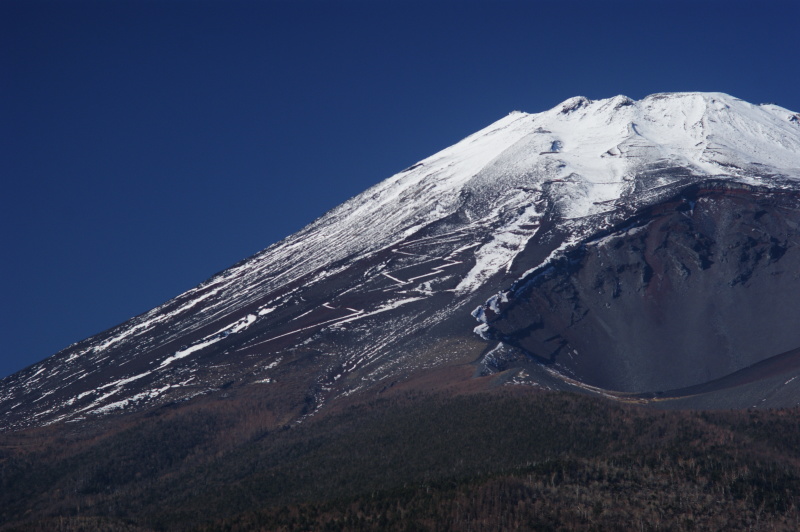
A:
[228,92,800,301]
[3,92,800,430]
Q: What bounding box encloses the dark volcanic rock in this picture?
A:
[487,184,800,393]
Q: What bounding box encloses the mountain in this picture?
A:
[3,92,800,433]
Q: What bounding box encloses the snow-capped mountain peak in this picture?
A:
[3,92,800,431]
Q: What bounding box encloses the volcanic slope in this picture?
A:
[3,92,800,431]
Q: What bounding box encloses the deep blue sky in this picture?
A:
[2,0,799,379]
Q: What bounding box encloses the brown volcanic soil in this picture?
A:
[3,389,800,531]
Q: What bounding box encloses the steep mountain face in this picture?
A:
[481,184,800,396]
[3,92,800,431]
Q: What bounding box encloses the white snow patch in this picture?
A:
[474,324,492,340]
[97,370,153,390]
[157,314,257,369]
[264,357,282,370]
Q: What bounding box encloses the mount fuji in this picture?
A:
[4,91,800,432]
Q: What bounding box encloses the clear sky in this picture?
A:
[2,0,799,379]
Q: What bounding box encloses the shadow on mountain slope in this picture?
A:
[486,185,800,403]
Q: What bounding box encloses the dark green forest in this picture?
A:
[2,390,800,531]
